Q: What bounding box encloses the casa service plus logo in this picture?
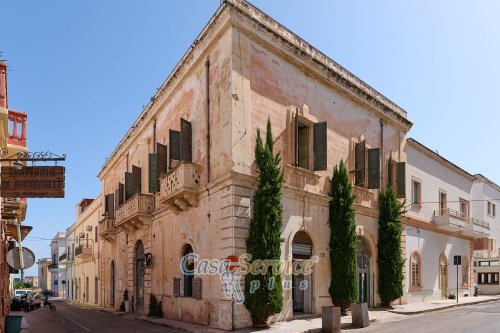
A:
[180,253,319,304]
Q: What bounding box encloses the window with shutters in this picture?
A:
[169,118,193,170]
[286,105,327,172]
[387,158,405,198]
[351,138,381,189]
[411,178,421,205]
[487,202,496,217]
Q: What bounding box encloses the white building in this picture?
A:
[49,232,67,297]
[404,138,497,302]
[61,227,75,300]
[37,258,52,292]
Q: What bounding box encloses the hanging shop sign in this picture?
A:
[1,166,65,198]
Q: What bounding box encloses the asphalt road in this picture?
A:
[11,300,180,333]
[353,300,500,333]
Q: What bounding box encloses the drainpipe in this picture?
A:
[205,59,211,183]
[380,119,384,186]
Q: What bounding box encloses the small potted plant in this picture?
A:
[123,289,130,312]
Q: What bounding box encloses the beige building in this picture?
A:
[97,0,412,330]
[66,197,102,305]
[37,258,52,291]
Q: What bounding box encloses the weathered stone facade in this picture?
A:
[97,1,413,330]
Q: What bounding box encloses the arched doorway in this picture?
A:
[110,261,115,307]
[134,241,145,314]
[292,231,313,314]
[357,237,371,305]
[440,254,448,299]
[182,244,194,297]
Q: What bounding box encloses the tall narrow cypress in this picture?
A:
[377,186,405,306]
[328,160,358,312]
[244,119,284,326]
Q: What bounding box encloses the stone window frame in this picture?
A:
[285,104,319,173]
[411,177,422,207]
[439,190,447,211]
[180,243,195,298]
[409,250,422,291]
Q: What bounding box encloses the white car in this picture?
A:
[13,289,31,298]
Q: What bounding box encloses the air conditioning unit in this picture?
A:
[79,232,86,239]
[86,225,93,232]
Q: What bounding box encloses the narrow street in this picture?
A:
[11,300,180,333]
[352,300,500,333]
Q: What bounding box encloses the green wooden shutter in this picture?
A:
[313,122,327,171]
[118,183,124,206]
[169,130,180,168]
[192,278,202,300]
[180,118,192,163]
[107,193,115,219]
[125,172,134,201]
[132,165,141,194]
[149,153,158,193]
[173,278,181,297]
[355,141,366,187]
[114,189,120,210]
[157,143,168,176]
[367,148,380,189]
[396,162,406,198]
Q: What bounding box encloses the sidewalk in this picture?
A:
[68,294,500,333]
[389,294,500,315]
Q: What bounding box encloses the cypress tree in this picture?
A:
[377,186,405,306]
[244,118,284,326]
[328,160,358,312]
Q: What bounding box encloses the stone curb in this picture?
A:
[389,297,500,315]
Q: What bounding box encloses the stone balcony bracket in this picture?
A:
[115,193,154,231]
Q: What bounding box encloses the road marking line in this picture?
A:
[67,318,91,332]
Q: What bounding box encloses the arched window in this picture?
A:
[182,244,194,297]
[410,251,422,288]
[462,256,469,285]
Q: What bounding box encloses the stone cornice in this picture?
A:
[98,4,233,179]
[407,138,475,182]
[98,0,413,179]
[227,0,413,132]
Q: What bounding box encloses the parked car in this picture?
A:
[13,289,31,298]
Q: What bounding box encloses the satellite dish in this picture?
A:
[6,247,35,270]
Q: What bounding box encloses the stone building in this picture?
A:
[97,0,411,329]
[67,197,102,305]
[37,258,52,291]
[404,138,497,301]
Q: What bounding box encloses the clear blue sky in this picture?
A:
[3,0,500,276]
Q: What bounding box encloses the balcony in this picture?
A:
[463,217,490,238]
[47,263,59,272]
[7,109,27,147]
[159,162,200,213]
[99,217,119,241]
[433,208,468,231]
[434,208,490,238]
[74,245,92,262]
[1,198,27,221]
[115,193,154,230]
[59,252,74,264]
